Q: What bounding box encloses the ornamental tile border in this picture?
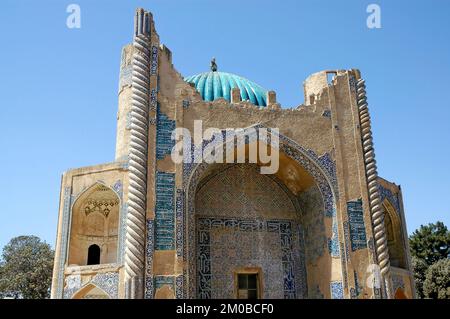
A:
[56,187,71,298]
[378,184,401,215]
[144,219,155,298]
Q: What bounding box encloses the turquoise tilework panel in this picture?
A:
[155,172,175,250]
[156,109,175,160]
[330,281,344,299]
[347,199,367,251]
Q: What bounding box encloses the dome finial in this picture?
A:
[210,57,217,72]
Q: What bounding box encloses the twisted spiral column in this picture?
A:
[124,8,151,299]
[356,78,393,299]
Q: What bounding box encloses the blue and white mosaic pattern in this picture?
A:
[145,219,155,299]
[176,189,184,257]
[176,275,184,299]
[330,281,344,299]
[328,218,340,257]
[378,184,401,215]
[197,218,296,299]
[56,187,72,298]
[150,89,158,110]
[64,272,119,299]
[111,180,127,264]
[155,172,175,250]
[341,242,348,289]
[91,272,119,299]
[296,225,308,297]
[347,199,367,251]
[156,108,176,160]
[151,46,158,75]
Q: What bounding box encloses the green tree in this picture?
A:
[409,221,450,266]
[411,256,428,298]
[0,236,54,299]
[423,258,450,299]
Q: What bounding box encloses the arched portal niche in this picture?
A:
[68,183,120,266]
[184,129,338,299]
[383,200,406,269]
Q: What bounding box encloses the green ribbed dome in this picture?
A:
[184,71,267,106]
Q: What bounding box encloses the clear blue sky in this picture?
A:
[0,0,449,250]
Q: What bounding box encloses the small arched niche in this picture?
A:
[87,244,101,265]
[68,183,120,266]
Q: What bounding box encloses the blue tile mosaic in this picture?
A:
[197,218,296,299]
[330,281,344,299]
[150,89,158,110]
[347,199,367,251]
[155,276,175,289]
[145,219,155,276]
[91,272,119,299]
[175,189,184,257]
[118,203,128,264]
[145,276,154,299]
[378,184,401,215]
[63,272,119,299]
[340,242,348,289]
[151,46,158,75]
[176,275,184,299]
[328,218,340,257]
[155,172,175,250]
[156,108,176,160]
[56,187,72,298]
[145,219,155,299]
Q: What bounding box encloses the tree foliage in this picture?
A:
[423,258,450,299]
[0,236,54,299]
[411,256,428,299]
[409,221,450,299]
[409,221,450,266]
